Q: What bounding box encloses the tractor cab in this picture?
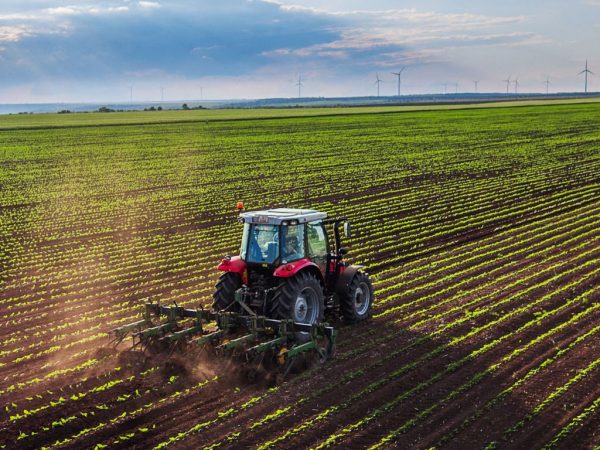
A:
[239,208,328,267]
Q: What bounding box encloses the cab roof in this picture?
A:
[239,208,327,225]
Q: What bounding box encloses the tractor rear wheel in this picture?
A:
[212,272,242,312]
[341,271,373,323]
[271,272,324,324]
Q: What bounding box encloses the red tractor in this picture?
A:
[214,207,373,325]
[113,206,373,376]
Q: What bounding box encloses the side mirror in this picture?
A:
[343,221,352,238]
[338,247,348,256]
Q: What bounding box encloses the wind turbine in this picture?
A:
[503,76,511,95]
[579,60,594,93]
[455,82,459,94]
[544,76,551,95]
[296,74,304,98]
[443,82,448,95]
[199,86,203,100]
[374,73,383,97]
[391,67,406,96]
[128,85,133,103]
[473,80,479,93]
[513,77,519,95]
[160,86,165,102]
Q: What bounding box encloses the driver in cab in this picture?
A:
[283,235,302,261]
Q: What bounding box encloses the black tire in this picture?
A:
[270,271,324,324]
[212,272,242,312]
[341,271,373,323]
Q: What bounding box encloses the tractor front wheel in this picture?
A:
[212,272,242,312]
[341,271,373,323]
[271,272,324,324]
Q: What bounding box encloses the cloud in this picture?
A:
[259,6,535,69]
[0,0,340,84]
[0,25,33,42]
[270,3,524,27]
[0,13,43,21]
[45,6,129,16]
[138,1,161,9]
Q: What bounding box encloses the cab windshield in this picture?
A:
[241,223,280,264]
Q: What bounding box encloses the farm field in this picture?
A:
[0,101,599,449]
[2,97,600,131]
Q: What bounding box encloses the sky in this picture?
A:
[0,0,598,103]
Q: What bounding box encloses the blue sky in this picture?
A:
[0,0,598,102]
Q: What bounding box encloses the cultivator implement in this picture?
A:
[112,301,337,370]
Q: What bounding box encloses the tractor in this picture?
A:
[112,205,373,379]
[214,206,373,324]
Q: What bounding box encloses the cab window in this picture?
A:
[307,221,327,270]
[244,224,279,264]
[281,224,305,262]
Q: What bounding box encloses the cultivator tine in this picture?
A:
[285,340,317,359]
[218,333,257,351]
[159,324,203,344]
[111,319,148,345]
[247,335,287,355]
[192,330,226,347]
[136,321,176,339]
[111,303,156,345]
[325,327,337,359]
